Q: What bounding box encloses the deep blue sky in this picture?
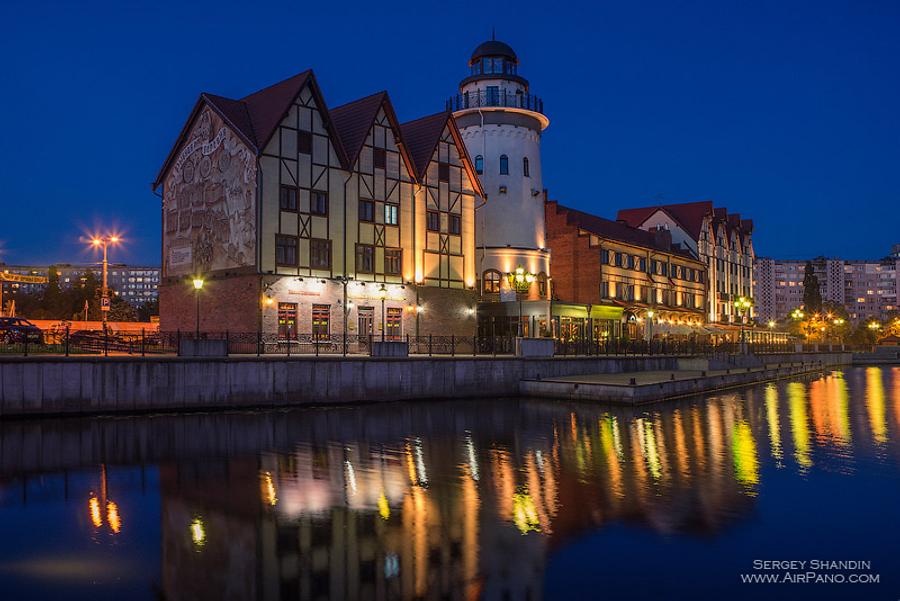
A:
[2,0,898,266]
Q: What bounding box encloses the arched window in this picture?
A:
[499,155,509,175]
[483,269,501,294]
[523,157,530,177]
[474,155,483,175]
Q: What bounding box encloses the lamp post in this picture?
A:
[506,266,535,337]
[90,234,121,333]
[377,284,387,341]
[734,296,752,350]
[192,278,204,338]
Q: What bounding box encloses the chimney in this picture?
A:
[653,225,672,250]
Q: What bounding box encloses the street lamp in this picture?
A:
[192,278,204,338]
[734,296,753,349]
[646,309,655,343]
[506,266,536,337]
[89,234,122,333]
[377,284,387,341]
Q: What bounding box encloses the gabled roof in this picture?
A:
[331,91,388,167]
[400,112,450,179]
[399,111,485,197]
[616,201,714,240]
[154,70,348,188]
[554,202,697,259]
[154,72,483,196]
[241,70,313,153]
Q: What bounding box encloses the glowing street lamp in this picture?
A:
[505,266,536,337]
[734,296,753,348]
[378,284,387,341]
[192,278,204,338]
[88,234,122,332]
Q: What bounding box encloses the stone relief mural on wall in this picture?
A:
[163,107,256,276]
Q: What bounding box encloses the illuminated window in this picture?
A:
[384,203,399,226]
[278,303,297,340]
[312,304,330,340]
[483,270,501,294]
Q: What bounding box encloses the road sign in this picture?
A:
[101,297,111,312]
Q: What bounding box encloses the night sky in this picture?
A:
[2,0,898,266]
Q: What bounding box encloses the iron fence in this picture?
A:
[0,328,870,358]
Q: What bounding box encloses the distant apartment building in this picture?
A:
[616,201,754,324]
[754,249,899,323]
[0,263,160,305]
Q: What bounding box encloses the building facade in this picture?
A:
[617,202,755,324]
[546,202,707,340]
[754,250,900,323]
[154,71,483,340]
[0,263,159,305]
[446,39,553,333]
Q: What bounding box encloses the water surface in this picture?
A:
[1,366,899,600]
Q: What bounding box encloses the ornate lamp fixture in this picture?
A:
[506,266,535,293]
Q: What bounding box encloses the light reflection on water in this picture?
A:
[0,366,899,600]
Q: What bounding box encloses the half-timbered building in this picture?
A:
[153,71,483,342]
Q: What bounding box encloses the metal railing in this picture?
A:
[0,328,868,358]
[446,90,545,114]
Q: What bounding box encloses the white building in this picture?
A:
[447,38,552,335]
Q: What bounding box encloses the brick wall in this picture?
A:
[160,275,261,333]
[544,201,602,304]
[415,286,478,337]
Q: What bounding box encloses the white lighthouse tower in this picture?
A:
[448,37,551,334]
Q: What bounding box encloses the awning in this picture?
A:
[590,305,624,321]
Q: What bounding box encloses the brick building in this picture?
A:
[546,201,707,341]
[154,71,483,340]
[617,202,755,324]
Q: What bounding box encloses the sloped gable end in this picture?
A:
[162,105,257,277]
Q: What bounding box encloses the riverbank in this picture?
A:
[520,360,834,404]
[0,352,852,417]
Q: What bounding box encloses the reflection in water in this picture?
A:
[867,366,887,444]
[1,367,899,600]
[788,381,813,470]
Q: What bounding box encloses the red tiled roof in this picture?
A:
[240,70,312,152]
[399,111,450,179]
[616,201,714,239]
[203,93,257,147]
[556,203,697,259]
[330,91,389,167]
[154,72,482,196]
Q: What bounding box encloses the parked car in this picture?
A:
[0,317,43,344]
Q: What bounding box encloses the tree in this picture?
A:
[802,262,822,314]
[108,296,137,321]
[137,298,159,322]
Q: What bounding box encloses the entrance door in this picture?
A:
[386,307,402,340]
[357,307,374,340]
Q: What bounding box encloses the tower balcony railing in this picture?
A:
[446,90,545,115]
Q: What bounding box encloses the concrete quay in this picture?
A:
[0,352,851,418]
[519,360,838,405]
